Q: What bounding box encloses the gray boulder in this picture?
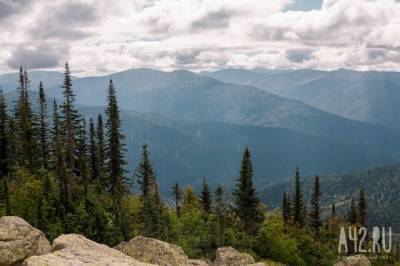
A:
[24,234,155,266]
[334,255,371,266]
[115,236,189,266]
[213,246,256,266]
[0,216,51,265]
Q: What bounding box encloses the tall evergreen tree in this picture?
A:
[105,79,127,216]
[200,177,211,214]
[61,62,78,171]
[172,181,182,217]
[52,99,72,219]
[96,114,107,188]
[77,118,89,210]
[89,118,100,183]
[310,176,322,237]
[0,88,9,179]
[136,145,160,238]
[348,198,358,224]
[215,185,226,247]
[293,166,306,227]
[282,192,289,225]
[14,67,40,170]
[331,203,336,219]
[358,189,367,227]
[233,147,263,234]
[38,81,50,169]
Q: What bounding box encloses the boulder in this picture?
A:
[334,255,371,266]
[115,236,189,266]
[24,234,155,266]
[213,246,256,266]
[188,259,210,266]
[0,216,51,265]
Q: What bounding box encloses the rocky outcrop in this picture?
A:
[24,234,155,266]
[116,236,189,266]
[0,216,51,265]
[334,255,371,266]
[213,246,256,266]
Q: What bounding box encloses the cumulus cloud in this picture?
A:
[7,44,68,69]
[0,0,400,74]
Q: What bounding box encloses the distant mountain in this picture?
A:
[206,68,400,129]
[0,71,65,93]
[4,90,397,196]
[258,164,400,230]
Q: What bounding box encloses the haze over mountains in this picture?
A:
[2,68,400,193]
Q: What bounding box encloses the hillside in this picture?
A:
[258,164,400,230]
[207,68,400,129]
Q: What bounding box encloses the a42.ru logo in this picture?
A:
[338,226,392,253]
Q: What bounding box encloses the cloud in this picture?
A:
[7,44,68,69]
[286,49,313,63]
[0,0,400,74]
[0,0,32,21]
[28,1,98,40]
[191,10,231,30]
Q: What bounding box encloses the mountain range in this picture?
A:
[2,68,400,196]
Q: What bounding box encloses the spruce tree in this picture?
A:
[200,177,211,214]
[38,81,50,169]
[233,147,263,234]
[14,67,40,170]
[358,189,367,227]
[3,178,12,215]
[172,181,182,217]
[282,192,289,225]
[89,118,100,183]
[0,88,9,179]
[61,62,78,171]
[348,198,358,224]
[77,118,89,210]
[310,176,322,237]
[52,99,72,219]
[215,185,226,247]
[105,79,127,216]
[96,114,107,188]
[331,203,336,219]
[293,166,306,227]
[136,145,160,238]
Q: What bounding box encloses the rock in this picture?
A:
[0,216,51,265]
[24,234,155,266]
[213,246,256,266]
[188,259,210,266]
[115,236,189,266]
[334,255,371,266]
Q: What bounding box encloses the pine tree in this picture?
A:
[348,198,358,224]
[3,178,11,215]
[38,81,50,169]
[215,185,226,247]
[14,67,40,170]
[52,99,72,218]
[200,177,211,214]
[293,166,306,227]
[0,88,9,179]
[310,176,322,237]
[89,118,100,184]
[233,147,263,234]
[172,181,182,217]
[136,145,160,238]
[106,80,127,216]
[358,189,367,227]
[61,62,79,171]
[96,114,107,189]
[77,118,89,210]
[282,192,289,225]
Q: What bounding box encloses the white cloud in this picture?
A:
[0,0,399,75]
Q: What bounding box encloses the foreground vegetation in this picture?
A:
[0,64,393,265]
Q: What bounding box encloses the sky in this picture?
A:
[0,0,400,76]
